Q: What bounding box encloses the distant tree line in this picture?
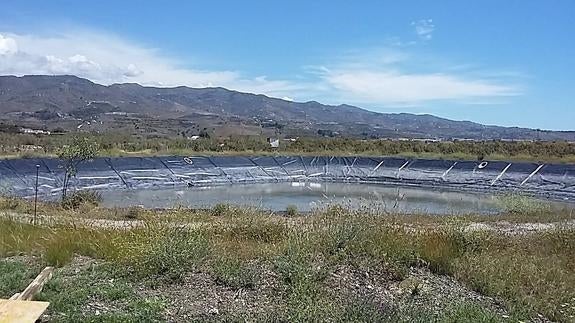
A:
[1,132,575,163]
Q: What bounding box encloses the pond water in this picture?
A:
[100,182,506,215]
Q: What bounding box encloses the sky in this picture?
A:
[0,1,573,130]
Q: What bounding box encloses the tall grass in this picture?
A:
[1,205,574,321]
[454,229,575,321]
[111,224,211,282]
[0,219,116,265]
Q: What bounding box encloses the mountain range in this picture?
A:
[0,75,573,141]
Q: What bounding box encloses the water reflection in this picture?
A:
[101,182,503,215]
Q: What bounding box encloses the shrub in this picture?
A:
[0,196,24,211]
[124,207,142,220]
[210,203,231,217]
[226,215,286,243]
[313,215,366,261]
[497,193,551,215]
[286,204,298,217]
[342,296,397,322]
[274,231,318,288]
[61,190,102,210]
[417,230,468,275]
[212,256,258,289]
[274,237,331,322]
[114,226,211,282]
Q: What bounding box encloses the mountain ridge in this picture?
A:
[1,74,574,141]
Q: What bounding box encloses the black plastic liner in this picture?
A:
[1,156,574,201]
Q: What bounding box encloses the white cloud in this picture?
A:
[0,30,521,108]
[320,69,518,104]
[0,31,304,98]
[325,48,409,71]
[412,19,435,40]
[303,46,521,106]
[0,34,18,55]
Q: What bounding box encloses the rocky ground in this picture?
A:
[0,256,524,322]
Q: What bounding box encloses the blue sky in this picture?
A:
[0,0,573,130]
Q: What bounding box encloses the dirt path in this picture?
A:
[0,211,147,229]
[2,210,575,235]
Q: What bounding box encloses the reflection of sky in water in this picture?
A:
[101,182,504,215]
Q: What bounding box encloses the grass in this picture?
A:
[454,229,575,320]
[0,256,164,322]
[0,219,116,264]
[496,192,553,215]
[0,202,574,321]
[0,259,42,298]
[211,256,259,289]
[340,295,398,322]
[112,225,211,282]
[37,262,165,322]
[399,301,505,323]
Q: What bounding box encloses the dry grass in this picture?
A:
[454,229,575,320]
[0,203,574,321]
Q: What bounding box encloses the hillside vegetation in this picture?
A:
[2,132,575,163]
[2,75,575,141]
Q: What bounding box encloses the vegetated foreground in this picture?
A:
[1,196,574,322]
[2,132,575,163]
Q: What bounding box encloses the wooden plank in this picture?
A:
[13,267,54,301]
[0,299,50,323]
[6,295,18,301]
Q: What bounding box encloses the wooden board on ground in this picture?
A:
[0,299,50,323]
[13,267,54,301]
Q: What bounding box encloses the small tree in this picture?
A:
[59,137,99,200]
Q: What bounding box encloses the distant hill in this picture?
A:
[1,75,574,141]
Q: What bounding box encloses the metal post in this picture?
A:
[34,164,39,225]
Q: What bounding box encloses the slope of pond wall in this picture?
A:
[1,156,574,201]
